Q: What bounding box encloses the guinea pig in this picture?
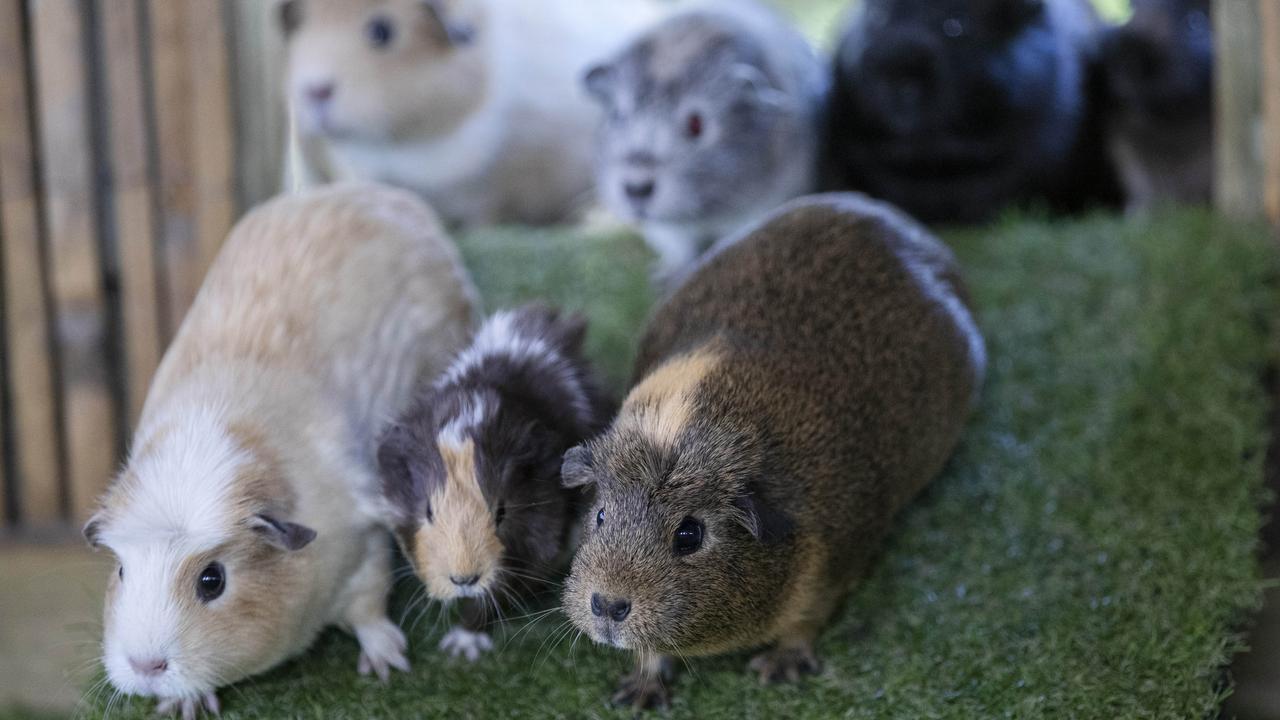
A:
[279,0,663,227]
[1099,0,1213,213]
[826,0,1120,224]
[559,193,986,709]
[377,305,613,661]
[83,184,478,717]
[583,1,827,278]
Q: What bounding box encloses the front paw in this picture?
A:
[748,644,821,685]
[355,618,411,683]
[156,692,219,719]
[610,671,670,711]
[439,626,494,662]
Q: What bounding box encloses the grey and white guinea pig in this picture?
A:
[376,306,613,660]
[583,1,827,278]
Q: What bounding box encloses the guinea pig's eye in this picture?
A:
[685,112,704,140]
[595,507,605,527]
[366,15,396,49]
[117,565,123,581]
[942,16,966,39]
[672,517,704,556]
[196,562,226,603]
[495,501,507,527]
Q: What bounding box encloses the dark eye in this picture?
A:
[117,565,124,581]
[685,112,704,139]
[196,562,225,603]
[672,517,704,556]
[366,16,396,49]
[495,502,506,527]
[942,16,965,38]
[596,507,605,527]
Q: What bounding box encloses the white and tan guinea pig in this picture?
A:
[84,183,478,717]
[280,0,665,228]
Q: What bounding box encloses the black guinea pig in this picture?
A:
[1099,0,1213,212]
[825,0,1120,224]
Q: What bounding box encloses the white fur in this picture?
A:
[290,0,664,226]
[437,394,491,449]
[440,309,592,423]
[92,185,476,709]
[439,627,493,662]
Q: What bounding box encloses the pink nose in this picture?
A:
[306,82,335,104]
[129,656,168,677]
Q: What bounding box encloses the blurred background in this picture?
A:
[0,0,1277,716]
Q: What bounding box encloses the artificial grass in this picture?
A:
[76,209,1278,719]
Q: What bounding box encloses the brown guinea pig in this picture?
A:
[560,193,986,709]
[377,305,613,661]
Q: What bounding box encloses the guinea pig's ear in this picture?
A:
[731,483,792,545]
[250,514,317,551]
[560,445,596,488]
[727,64,789,111]
[82,512,105,549]
[582,62,615,105]
[277,0,302,37]
[422,1,476,47]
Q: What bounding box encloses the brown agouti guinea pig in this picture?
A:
[560,193,986,709]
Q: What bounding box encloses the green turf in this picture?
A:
[76,209,1278,719]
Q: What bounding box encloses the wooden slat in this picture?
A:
[187,0,236,274]
[29,0,116,522]
[146,0,197,338]
[229,0,288,211]
[100,0,161,428]
[1262,0,1280,229]
[1214,0,1264,218]
[0,0,63,525]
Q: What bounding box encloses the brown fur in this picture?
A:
[561,193,984,707]
[411,438,505,599]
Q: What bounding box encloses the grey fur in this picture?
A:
[585,1,827,278]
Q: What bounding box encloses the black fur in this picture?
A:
[378,305,613,605]
[825,0,1120,223]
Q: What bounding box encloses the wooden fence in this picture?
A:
[0,0,285,534]
[0,0,1278,536]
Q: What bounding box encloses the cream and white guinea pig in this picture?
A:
[279,0,665,228]
[84,183,478,717]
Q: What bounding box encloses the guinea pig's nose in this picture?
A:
[590,592,631,622]
[450,574,480,587]
[128,656,168,677]
[306,82,335,104]
[624,180,655,201]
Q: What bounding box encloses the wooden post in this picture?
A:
[146,0,197,339]
[229,0,289,211]
[0,0,64,525]
[100,0,162,429]
[187,0,237,275]
[1214,0,1265,218]
[1262,0,1280,229]
[29,0,117,522]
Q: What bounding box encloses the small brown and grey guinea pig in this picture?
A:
[559,193,986,709]
[584,0,827,279]
[1099,0,1213,213]
[377,305,613,661]
[279,0,663,227]
[83,184,477,717]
